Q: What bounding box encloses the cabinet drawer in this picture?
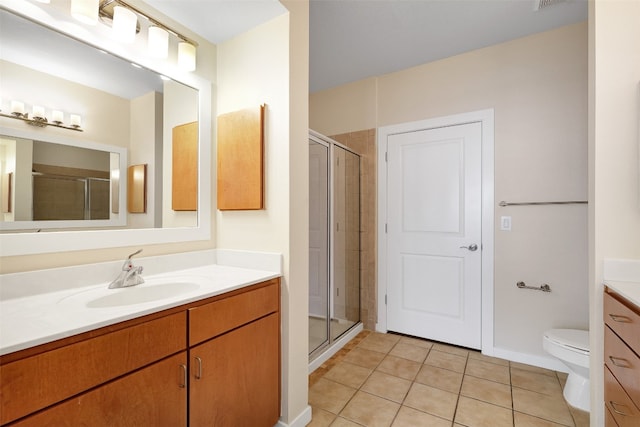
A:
[189,280,279,346]
[606,405,620,427]
[1,312,186,425]
[604,290,640,356]
[605,365,640,427]
[605,325,640,409]
[9,352,188,427]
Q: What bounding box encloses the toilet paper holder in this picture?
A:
[516,281,551,292]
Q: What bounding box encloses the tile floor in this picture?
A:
[308,331,589,427]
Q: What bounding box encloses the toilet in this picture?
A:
[543,329,590,412]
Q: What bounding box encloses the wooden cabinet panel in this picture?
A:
[11,353,188,427]
[1,312,186,425]
[604,365,640,427]
[172,121,198,211]
[606,405,620,427]
[189,279,279,346]
[604,290,640,355]
[605,325,640,409]
[216,105,264,210]
[190,313,280,427]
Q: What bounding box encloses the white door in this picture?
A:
[386,122,482,349]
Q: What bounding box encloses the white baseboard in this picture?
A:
[491,347,569,373]
[308,323,364,374]
[276,405,312,427]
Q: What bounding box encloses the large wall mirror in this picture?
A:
[0,5,212,256]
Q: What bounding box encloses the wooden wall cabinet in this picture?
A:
[604,287,640,427]
[0,279,280,427]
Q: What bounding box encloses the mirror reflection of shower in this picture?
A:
[309,132,361,359]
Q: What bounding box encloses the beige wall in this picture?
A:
[589,1,640,425]
[216,1,309,423]
[311,23,589,362]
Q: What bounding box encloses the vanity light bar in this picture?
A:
[0,101,83,132]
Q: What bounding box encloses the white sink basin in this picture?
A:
[59,278,202,308]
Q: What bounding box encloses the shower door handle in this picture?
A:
[460,244,478,251]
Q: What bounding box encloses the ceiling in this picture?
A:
[145,0,588,93]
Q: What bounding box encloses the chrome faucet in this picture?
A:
[109,249,145,289]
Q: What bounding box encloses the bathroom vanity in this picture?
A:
[0,254,282,427]
[603,284,640,427]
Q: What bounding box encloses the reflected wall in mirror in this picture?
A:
[0,9,199,233]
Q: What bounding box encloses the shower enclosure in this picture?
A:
[309,131,361,361]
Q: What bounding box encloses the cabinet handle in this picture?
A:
[610,401,630,416]
[179,364,187,388]
[609,314,632,323]
[609,356,631,368]
[194,356,203,380]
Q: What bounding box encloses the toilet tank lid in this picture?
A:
[544,329,589,352]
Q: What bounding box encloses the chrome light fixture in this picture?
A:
[97,0,198,71]
[1,100,83,131]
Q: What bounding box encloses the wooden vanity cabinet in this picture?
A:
[604,287,640,427]
[0,279,281,427]
[188,279,281,427]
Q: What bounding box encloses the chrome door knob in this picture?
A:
[460,244,478,251]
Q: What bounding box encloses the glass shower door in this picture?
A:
[331,146,360,342]
[308,139,330,354]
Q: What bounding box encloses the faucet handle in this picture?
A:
[127,249,143,260]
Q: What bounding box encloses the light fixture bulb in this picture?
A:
[178,42,196,72]
[52,110,64,124]
[70,0,99,26]
[10,101,25,116]
[33,105,45,119]
[148,26,169,59]
[70,114,82,128]
[112,6,137,44]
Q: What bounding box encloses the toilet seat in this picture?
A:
[544,329,589,355]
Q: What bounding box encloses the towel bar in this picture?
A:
[516,281,551,292]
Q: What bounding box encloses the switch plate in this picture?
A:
[500,216,512,231]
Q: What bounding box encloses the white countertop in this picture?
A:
[0,250,281,356]
[605,280,640,308]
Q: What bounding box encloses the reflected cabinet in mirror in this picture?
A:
[0,7,212,255]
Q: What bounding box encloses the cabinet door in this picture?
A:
[190,313,280,427]
[11,353,188,427]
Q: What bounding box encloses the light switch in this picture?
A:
[500,216,512,231]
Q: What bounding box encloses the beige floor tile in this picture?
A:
[324,361,373,389]
[391,406,452,427]
[361,371,412,403]
[331,418,362,427]
[468,351,510,366]
[377,354,422,380]
[511,361,557,377]
[340,391,400,427]
[415,364,463,393]
[343,346,387,370]
[569,406,589,427]
[461,374,513,409]
[403,382,459,420]
[424,349,468,373]
[309,378,357,414]
[309,406,337,427]
[390,342,429,363]
[465,358,511,384]
[512,388,574,426]
[514,411,568,426]
[399,336,434,349]
[557,372,568,389]
[511,368,563,397]
[358,332,401,354]
[454,396,513,427]
[433,342,471,357]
